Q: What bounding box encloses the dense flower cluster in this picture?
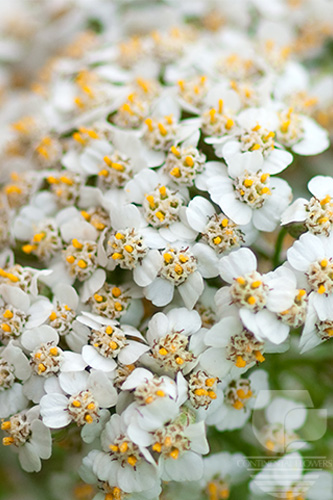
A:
[0,0,333,498]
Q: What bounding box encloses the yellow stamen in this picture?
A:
[235,356,247,368]
[109,341,118,350]
[232,400,244,410]
[38,363,46,373]
[319,217,329,224]
[260,173,269,182]
[255,350,265,363]
[112,287,121,297]
[145,118,154,131]
[72,238,83,250]
[159,348,168,356]
[252,124,261,131]
[49,347,58,356]
[158,123,167,136]
[225,118,234,130]
[2,437,14,446]
[261,187,271,195]
[209,108,216,123]
[174,264,183,275]
[163,253,173,263]
[145,396,154,404]
[111,162,125,172]
[236,277,246,285]
[84,415,93,424]
[112,253,123,260]
[213,236,222,245]
[251,143,261,151]
[318,285,326,294]
[251,280,261,289]
[208,390,217,399]
[205,378,216,387]
[94,294,103,302]
[3,310,13,320]
[124,245,134,253]
[22,244,36,254]
[98,169,108,177]
[170,167,181,178]
[179,254,189,263]
[1,324,11,333]
[152,442,162,452]
[127,456,137,467]
[109,444,119,452]
[320,259,328,268]
[1,421,11,430]
[146,195,155,208]
[320,195,331,206]
[77,260,87,269]
[66,255,75,264]
[105,326,113,335]
[155,211,165,221]
[155,390,165,397]
[194,388,208,397]
[159,186,167,197]
[247,296,256,305]
[185,156,194,167]
[175,356,184,365]
[171,145,181,157]
[72,400,81,408]
[119,442,128,453]
[243,179,253,187]
[170,448,179,460]
[33,232,45,243]
[114,302,123,312]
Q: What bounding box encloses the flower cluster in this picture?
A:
[0,0,333,498]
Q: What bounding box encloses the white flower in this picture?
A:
[282,175,333,236]
[299,293,333,353]
[40,369,117,429]
[77,311,150,371]
[207,151,292,232]
[0,283,30,344]
[200,452,248,499]
[0,341,30,418]
[92,413,160,493]
[202,370,270,431]
[1,405,52,473]
[217,247,295,343]
[141,308,203,375]
[287,232,333,319]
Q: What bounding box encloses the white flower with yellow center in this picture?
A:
[282,175,333,236]
[250,452,333,500]
[200,452,247,500]
[299,293,333,353]
[1,405,52,473]
[0,341,30,418]
[77,311,150,371]
[202,370,270,431]
[287,232,333,319]
[92,413,160,493]
[163,144,206,187]
[40,369,117,429]
[125,169,196,242]
[275,106,329,155]
[217,248,296,343]
[207,151,292,231]
[140,242,205,308]
[141,308,203,375]
[0,284,29,344]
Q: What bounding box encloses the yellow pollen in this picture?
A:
[1,421,11,431]
[194,388,208,397]
[115,233,125,240]
[72,132,85,144]
[280,120,290,133]
[66,255,75,264]
[111,162,125,172]
[84,415,93,424]
[145,396,154,404]
[59,176,74,185]
[185,156,194,167]
[236,276,246,285]
[109,341,118,350]
[251,143,261,151]
[47,176,59,185]
[247,295,256,305]
[114,302,123,312]
[170,448,179,460]
[127,456,137,467]
[175,356,184,365]
[243,179,253,187]
[296,289,306,300]
[213,236,222,245]
[159,186,167,197]
[98,169,108,177]
[170,167,181,178]
[318,217,329,224]
[235,356,247,368]
[225,118,234,130]
[93,294,103,302]
[112,287,122,297]
[2,437,14,446]
[165,115,173,125]
[251,280,262,289]
[159,347,168,356]
[77,260,87,269]
[261,187,271,195]
[255,350,265,363]
[318,285,326,294]
[163,252,173,263]
[87,403,95,410]
[218,99,223,113]
[152,442,162,452]
[320,259,328,268]
[119,442,128,453]
[34,352,41,359]
[6,273,19,283]
[49,347,58,356]
[146,195,155,208]
[1,324,11,333]
[155,211,165,221]
[205,378,216,387]
[208,390,217,399]
[72,238,83,249]
[237,389,252,399]
[252,124,261,131]
[109,444,119,452]
[325,328,333,337]
[155,390,165,397]
[5,185,22,195]
[265,440,275,451]
[178,80,185,91]
[3,310,13,319]
[33,232,45,243]
[38,363,46,373]
[261,173,269,182]
[158,123,167,136]
[22,244,36,254]
[105,326,113,335]
[112,253,123,260]
[145,118,154,132]
[174,264,183,275]
[124,245,134,253]
[209,108,216,123]
[221,218,229,227]
[72,400,81,408]
[233,400,244,410]
[171,145,180,157]
[320,195,331,206]
[81,210,91,221]
[179,254,189,263]
[265,131,275,140]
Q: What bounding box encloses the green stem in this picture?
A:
[273,227,287,268]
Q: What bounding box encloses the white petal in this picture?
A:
[145,278,174,307]
[219,247,257,283]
